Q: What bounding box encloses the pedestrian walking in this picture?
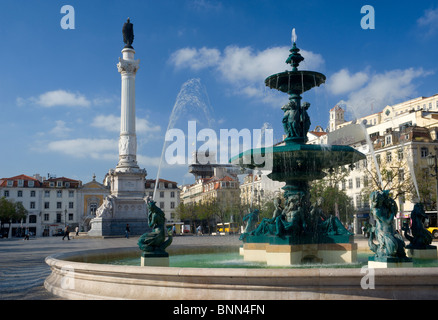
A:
[23,227,29,240]
[62,225,70,240]
[125,224,130,239]
[75,226,79,236]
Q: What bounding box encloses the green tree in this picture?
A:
[362,148,415,204]
[310,170,355,224]
[0,197,28,238]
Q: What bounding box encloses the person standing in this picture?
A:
[75,226,79,236]
[125,224,130,239]
[62,225,70,240]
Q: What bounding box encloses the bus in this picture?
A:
[214,222,239,235]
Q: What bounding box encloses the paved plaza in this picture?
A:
[0,234,243,300]
[0,234,372,300]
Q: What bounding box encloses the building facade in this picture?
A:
[180,165,240,210]
[240,171,285,208]
[145,179,180,223]
[79,175,110,232]
[0,174,82,237]
[310,94,438,233]
[0,174,114,237]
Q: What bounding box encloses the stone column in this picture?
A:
[116,48,140,171]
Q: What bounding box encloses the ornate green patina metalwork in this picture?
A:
[239,209,259,241]
[402,203,435,250]
[138,200,172,256]
[368,190,411,262]
[232,38,365,247]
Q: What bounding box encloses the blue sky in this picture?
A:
[1,0,438,186]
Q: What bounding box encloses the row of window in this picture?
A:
[342,170,405,191]
[392,101,438,116]
[342,177,369,190]
[2,190,75,198]
[373,147,430,164]
[44,202,75,209]
[146,191,176,198]
[159,201,176,209]
[43,213,74,223]
[9,212,76,224]
[10,201,75,210]
[5,180,74,188]
[149,182,176,189]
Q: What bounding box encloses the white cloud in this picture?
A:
[31,90,91,107]
[91,114,161,134]
[46,138,163,167]
[171,45,324,83]
[49,120,73,137]
[91,114,120,132]
[336,68,432,118]
[47,138,117,159]
[170,47,221,71]
[137,154,163,168]
[417,7,438,36]
[17,90,117,108]
[327,69,369,95]
[169,45,324,107]
[92,96,117,106]
[137,118,161,134]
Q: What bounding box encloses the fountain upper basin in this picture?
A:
[265,70,326,93]
[230,143,366,181]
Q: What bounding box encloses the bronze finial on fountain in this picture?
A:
[122,18,134,49]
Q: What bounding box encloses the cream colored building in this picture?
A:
[240,172,285,208]
[316,94,438,234]
[180,174,240,208]
[79,175,110,231]
[145,179,180,222]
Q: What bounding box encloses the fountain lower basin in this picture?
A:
[44,246,438,300]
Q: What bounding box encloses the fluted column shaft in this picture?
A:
[116,48,140,170]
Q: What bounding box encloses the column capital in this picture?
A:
[117,57,140,74]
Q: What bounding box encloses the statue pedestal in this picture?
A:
[241,241,357,266]
[88,169,148,237]
[406,246,437,260]
[368,256,413,269]
[141,252,169,267]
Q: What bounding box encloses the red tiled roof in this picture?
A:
[0,174,42,187]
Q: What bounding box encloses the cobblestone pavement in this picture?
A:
[0,234,370,300]
[0,234,242,300]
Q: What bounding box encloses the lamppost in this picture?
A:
[427,147,438,221]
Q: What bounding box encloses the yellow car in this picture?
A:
[427,227,438,239]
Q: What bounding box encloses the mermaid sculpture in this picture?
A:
[402,203,433,249]
[368,190,408,261]
[138,200,172,255]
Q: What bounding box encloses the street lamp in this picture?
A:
[427,149,438,220]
